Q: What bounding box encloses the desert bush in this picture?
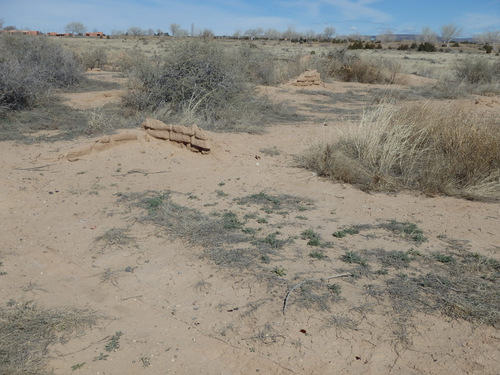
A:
[77,47,108,69]
[0,34,82,114]
[323,49,399,84]
[301,103,500,200]
[123,40,299,131]
[453,56,500,84]
[236,44,304,85]
[124,40,249,114]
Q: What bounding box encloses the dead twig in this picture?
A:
[282,273,352,314]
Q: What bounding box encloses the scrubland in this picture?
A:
[1,34,499,374]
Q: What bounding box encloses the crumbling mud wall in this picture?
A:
[142,118,211,154]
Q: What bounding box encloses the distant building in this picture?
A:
[85,32,104,37]
[0,30,41,36]
[47,32,73,37]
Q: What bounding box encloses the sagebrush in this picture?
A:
[0,34,83,115]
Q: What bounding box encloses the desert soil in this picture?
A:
[1,71,499,374]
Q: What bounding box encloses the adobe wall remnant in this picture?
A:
[66,131,140,161]
[142,118,211,154]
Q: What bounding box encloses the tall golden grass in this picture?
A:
[302,102,500,200]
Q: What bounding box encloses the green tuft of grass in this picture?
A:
[341,251,368,267]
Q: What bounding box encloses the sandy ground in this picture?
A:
[1,72,499,375]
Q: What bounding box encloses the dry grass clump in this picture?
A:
[0,301,99,374]
[0,35,83,115]
[302,102,500,200]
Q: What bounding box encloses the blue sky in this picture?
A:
[1,0,499,37]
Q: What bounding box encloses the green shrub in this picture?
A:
[347,40,364,50]
[483,44,493,54]
[0,35,83,114]
[417,42,436,52]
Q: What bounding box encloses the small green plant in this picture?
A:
[71,363,86,371]
[105,331,123,352]
[332,225,360,238]
[327,284,341,295]
[222,211,243,229]
[341,251,368,266]
[272,266,286,276]
[435,254,454,263]
[382,220,427,243]
[301,229,322,246]
[242,227,257,235]
[332,230,347,238]
[215,189,228,197]
[257,232,288,249]
[309,251,328,260]
[256,217,268,224]
[144,193,168,214]
[93,352,109,361]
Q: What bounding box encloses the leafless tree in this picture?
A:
[170,23,181,37]
[420,26,438,43]
[0,19,4,30]
[323,26,336,41]
[474,30,500,46]
[127,26,144,36]
[283,24,297,40]
[304,29,316,41]
[233,29,242,39]
[263,28,281,40]
[65,22,86,35]
[378,29,396,43]
[199,29,214,39]
[440,23,462,47]
[244,28,259,39]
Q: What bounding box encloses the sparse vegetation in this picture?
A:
[0,301,99,374]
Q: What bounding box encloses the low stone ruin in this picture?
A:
[142,118,211,154]
[291,69,322,86]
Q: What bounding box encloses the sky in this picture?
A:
[1,0,500,37]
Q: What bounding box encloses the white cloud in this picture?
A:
[460,13,500,34]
